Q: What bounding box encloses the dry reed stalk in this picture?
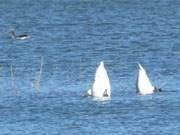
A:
[10,65,17,95]
[80,57,83,84]
[34,56,43,93]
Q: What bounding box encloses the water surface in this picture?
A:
[0,0,180,134]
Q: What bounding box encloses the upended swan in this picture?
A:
[136,63,161,95]
[87,61,111,98]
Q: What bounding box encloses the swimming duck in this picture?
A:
[10,29,30,40]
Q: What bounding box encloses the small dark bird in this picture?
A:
[10,29,30,40]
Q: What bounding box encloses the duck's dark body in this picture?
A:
[11,30,30,40]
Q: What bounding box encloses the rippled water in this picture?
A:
[0,0,180,134]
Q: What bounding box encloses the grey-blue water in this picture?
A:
[0,0,180,134]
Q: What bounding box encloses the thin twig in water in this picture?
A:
[0,64,3,70]
[80,57,83,91]
[34,56,43,93]
[66,60,72,85]
[10,65,17,95]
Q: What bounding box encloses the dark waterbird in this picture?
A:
[10,29,30,40]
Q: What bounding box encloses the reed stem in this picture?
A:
[10,65,17,95]
[34,56,43,93]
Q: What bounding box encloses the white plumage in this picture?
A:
[88,61,111,98]
[136,63,155,95]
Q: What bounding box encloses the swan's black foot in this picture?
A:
[154,87,162,92]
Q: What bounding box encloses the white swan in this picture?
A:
[87,61,111,98]
[136,63,161,95]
